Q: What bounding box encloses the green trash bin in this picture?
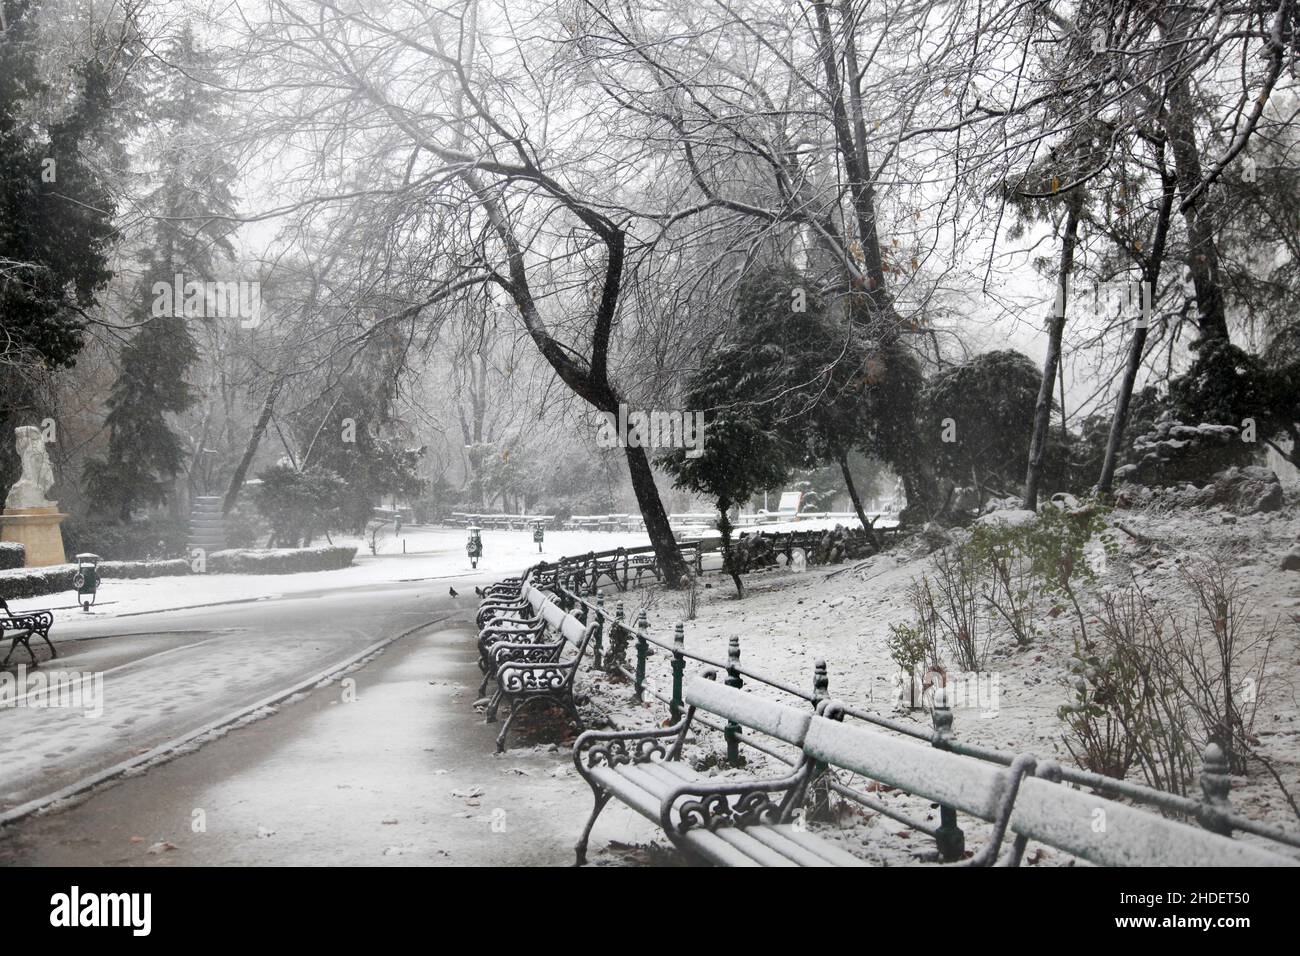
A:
[72,552,101,611]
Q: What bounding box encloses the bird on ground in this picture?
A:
[449,587,459,598]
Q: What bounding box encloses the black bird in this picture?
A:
[474,585,485,598]
[449,587,459,598]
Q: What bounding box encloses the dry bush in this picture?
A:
[1059,558,1281,798]
[926,546,990,672]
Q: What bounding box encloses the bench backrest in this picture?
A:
[683,677,811,748]
[802,711,1294,867]
[559,611,588,645]
[540,599,567,632]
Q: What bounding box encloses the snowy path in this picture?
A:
[0,618,660,866]
[0,582,454,814]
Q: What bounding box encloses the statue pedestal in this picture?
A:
[1,506,68,567]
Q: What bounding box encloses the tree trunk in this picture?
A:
[1164,13,1230,346]
[222,377,283,515]
[623,442,687,584]
[1099,158,1177,494]
[1024,191,1083,510]
[716,499,744,597]
[838,452,880,551]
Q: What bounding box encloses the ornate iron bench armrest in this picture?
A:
[476,600,530,624]
[0,611,52,634]
[478,624,547,655]
[489,640,565,668]
[573,715,694,781]
[657,766,813,838]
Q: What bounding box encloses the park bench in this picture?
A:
[475,581,536,629]
[573,674,867,866]
[574,675,1297,867]
[476,588,553,688]
[0,597,56,667]
[485,613,596,753]
[478,596,573,695]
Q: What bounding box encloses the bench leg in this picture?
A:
[39,631,55,660]
[494,696,527,752]
[484,689,503,723]
[575,787,611,865]
[564,695,584,732]
[478,669,494,698]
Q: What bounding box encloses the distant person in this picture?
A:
[394,514,403,537]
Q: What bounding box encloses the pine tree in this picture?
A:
[86,25,238,519]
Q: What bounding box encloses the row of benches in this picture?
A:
[474,572,1298,867]
[449,514,556,531]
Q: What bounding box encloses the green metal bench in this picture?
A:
[575,676,1298,867]
[573,674,868,866]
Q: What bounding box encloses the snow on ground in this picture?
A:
[8,526,651,623]
[565,500,1300,864]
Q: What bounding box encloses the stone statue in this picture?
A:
[5,426,56,511]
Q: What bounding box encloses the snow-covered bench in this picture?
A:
[486,614,596,753]
[0,597,56,667]
[574,676,1298,867]
[804,702,1295,867]
[475,579,537,630]
[573,675,868,866]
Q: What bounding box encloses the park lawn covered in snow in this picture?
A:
[568,502,1300,864]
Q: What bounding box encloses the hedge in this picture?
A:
[206,546,356,575]
[0,547,356,602]
[0,542,24,571]
[0,558,191,602]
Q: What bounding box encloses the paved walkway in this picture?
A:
[0,617,663,866]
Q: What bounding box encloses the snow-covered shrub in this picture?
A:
[98,559,190,579]
[925,545,988,671]
[206,546,356,575]
[0,542,25,571]
[0,556,192,600]
[966,520,1039,647]
[886,620,934,710]
[0,565,79,600]
[1060,586,1196,793]
[0,558,192,601]
[1173,558,1277,775]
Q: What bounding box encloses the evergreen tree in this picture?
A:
[85,25,238,519]
[0,0,119,490]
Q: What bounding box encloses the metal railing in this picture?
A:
[511,549,1300,859]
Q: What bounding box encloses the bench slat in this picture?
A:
[1009,777,1295,867]
[745,825,868,867]
[804,713,1297,867]
[676,829,767,867]
[684,677,812,747]
[803,715,1006,820]
[711,828,801,867]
